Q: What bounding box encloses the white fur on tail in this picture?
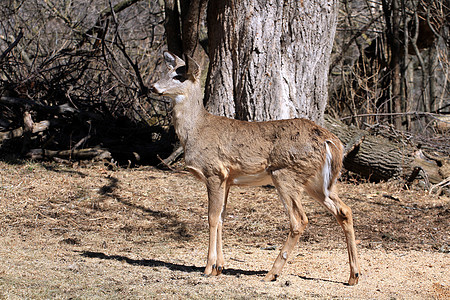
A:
[322,141,334,198]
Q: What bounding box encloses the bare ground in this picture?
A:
[0,160,449,299]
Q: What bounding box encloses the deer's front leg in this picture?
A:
[204,176,228,277]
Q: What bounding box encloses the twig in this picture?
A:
[230,257,245,263]
[429,177,450,195]
[157,146,184,169]
[156,154,176,171]
[108,0,148,96]
[0,29,23,62]
[406,166,423,184]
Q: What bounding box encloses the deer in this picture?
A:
[150,52,361,285]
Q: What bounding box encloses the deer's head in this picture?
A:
[150,52,201,103]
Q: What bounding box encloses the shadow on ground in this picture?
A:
[80,251,267,277]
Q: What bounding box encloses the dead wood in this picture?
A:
[0,120,51,142]
[0,29,23,62]
[324,115,449,187]
[0,96,102,122]
[0,127,24,141]
[27,148,112,161]
[0,96,77,114]
[157,145,184,169]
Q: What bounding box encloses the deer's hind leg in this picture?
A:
[264,170,308,282]
[305,183,361,286]
[328,189,360,285]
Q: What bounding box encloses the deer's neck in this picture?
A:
[172,85,206,146]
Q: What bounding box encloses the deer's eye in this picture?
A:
[173,75,186,82]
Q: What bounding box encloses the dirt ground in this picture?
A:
[0,160,449,299]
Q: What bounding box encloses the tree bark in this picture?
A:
[205,0,338,123]
[164,0,183,56]
[181,0,208,60]
[382,0,403,130]
[164,0,209,80]
[324,115,449,185]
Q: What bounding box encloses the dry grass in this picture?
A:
[0,160,449,299]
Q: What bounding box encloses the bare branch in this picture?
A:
[0,29,23,62]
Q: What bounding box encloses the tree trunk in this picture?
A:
[181,0,208,63]
[205,0,338,123]
[385,0,403,130]
[164,0,183,56]
[164,0,209,74]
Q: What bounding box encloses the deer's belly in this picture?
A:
[231,171,273,186]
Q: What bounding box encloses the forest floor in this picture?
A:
[0,160,449,299]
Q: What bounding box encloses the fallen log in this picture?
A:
[0,120,51,142]
[0,96,102,120]
[0,96,76,114]
[324,115,449,185]
[27,148,111,161]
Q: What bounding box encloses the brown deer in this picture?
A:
[150,52,360,285]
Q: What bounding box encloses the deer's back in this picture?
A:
[184,114,343,183]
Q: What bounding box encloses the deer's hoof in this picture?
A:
[262,273,278,282]
[211,265,223,276]
[347,273,359,286]
[203,264,223,277]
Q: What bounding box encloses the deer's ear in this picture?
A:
[163,52,185,69]
[185,55,201,80]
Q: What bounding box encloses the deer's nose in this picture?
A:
[150,85,161,95]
